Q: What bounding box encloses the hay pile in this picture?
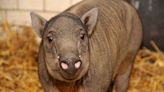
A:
[128,46,164,92]
[0,22,163,92]
[0,22,43,92]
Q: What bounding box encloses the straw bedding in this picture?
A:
[0,22,163,92]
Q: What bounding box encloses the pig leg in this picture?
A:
[115,64,132,92]
[82,62,112,92]
[115,53,135,92]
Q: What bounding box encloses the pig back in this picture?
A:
[67,0,142,87]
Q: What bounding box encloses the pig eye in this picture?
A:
[46,31,54,43]
[80,33,85,40]
[47,36,53,43]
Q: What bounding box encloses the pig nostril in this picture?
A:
[60,62,69,70]
[75,61,81,69]
[59,59,82,75]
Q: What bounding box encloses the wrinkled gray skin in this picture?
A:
[30,0,142,92]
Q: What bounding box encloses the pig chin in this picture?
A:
[59,69,82,82]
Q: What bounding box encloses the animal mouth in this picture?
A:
[61,75,77,81]
[59,66,82,82]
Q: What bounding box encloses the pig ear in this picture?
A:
[81,8,98,36]
[30,12,47,37]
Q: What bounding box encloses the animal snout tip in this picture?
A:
[75,61,81,69]
[59,60,82,75]
[60,62,69,70]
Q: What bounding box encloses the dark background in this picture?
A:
[130,0,164,51]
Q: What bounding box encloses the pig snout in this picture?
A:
[58,54,82,76]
